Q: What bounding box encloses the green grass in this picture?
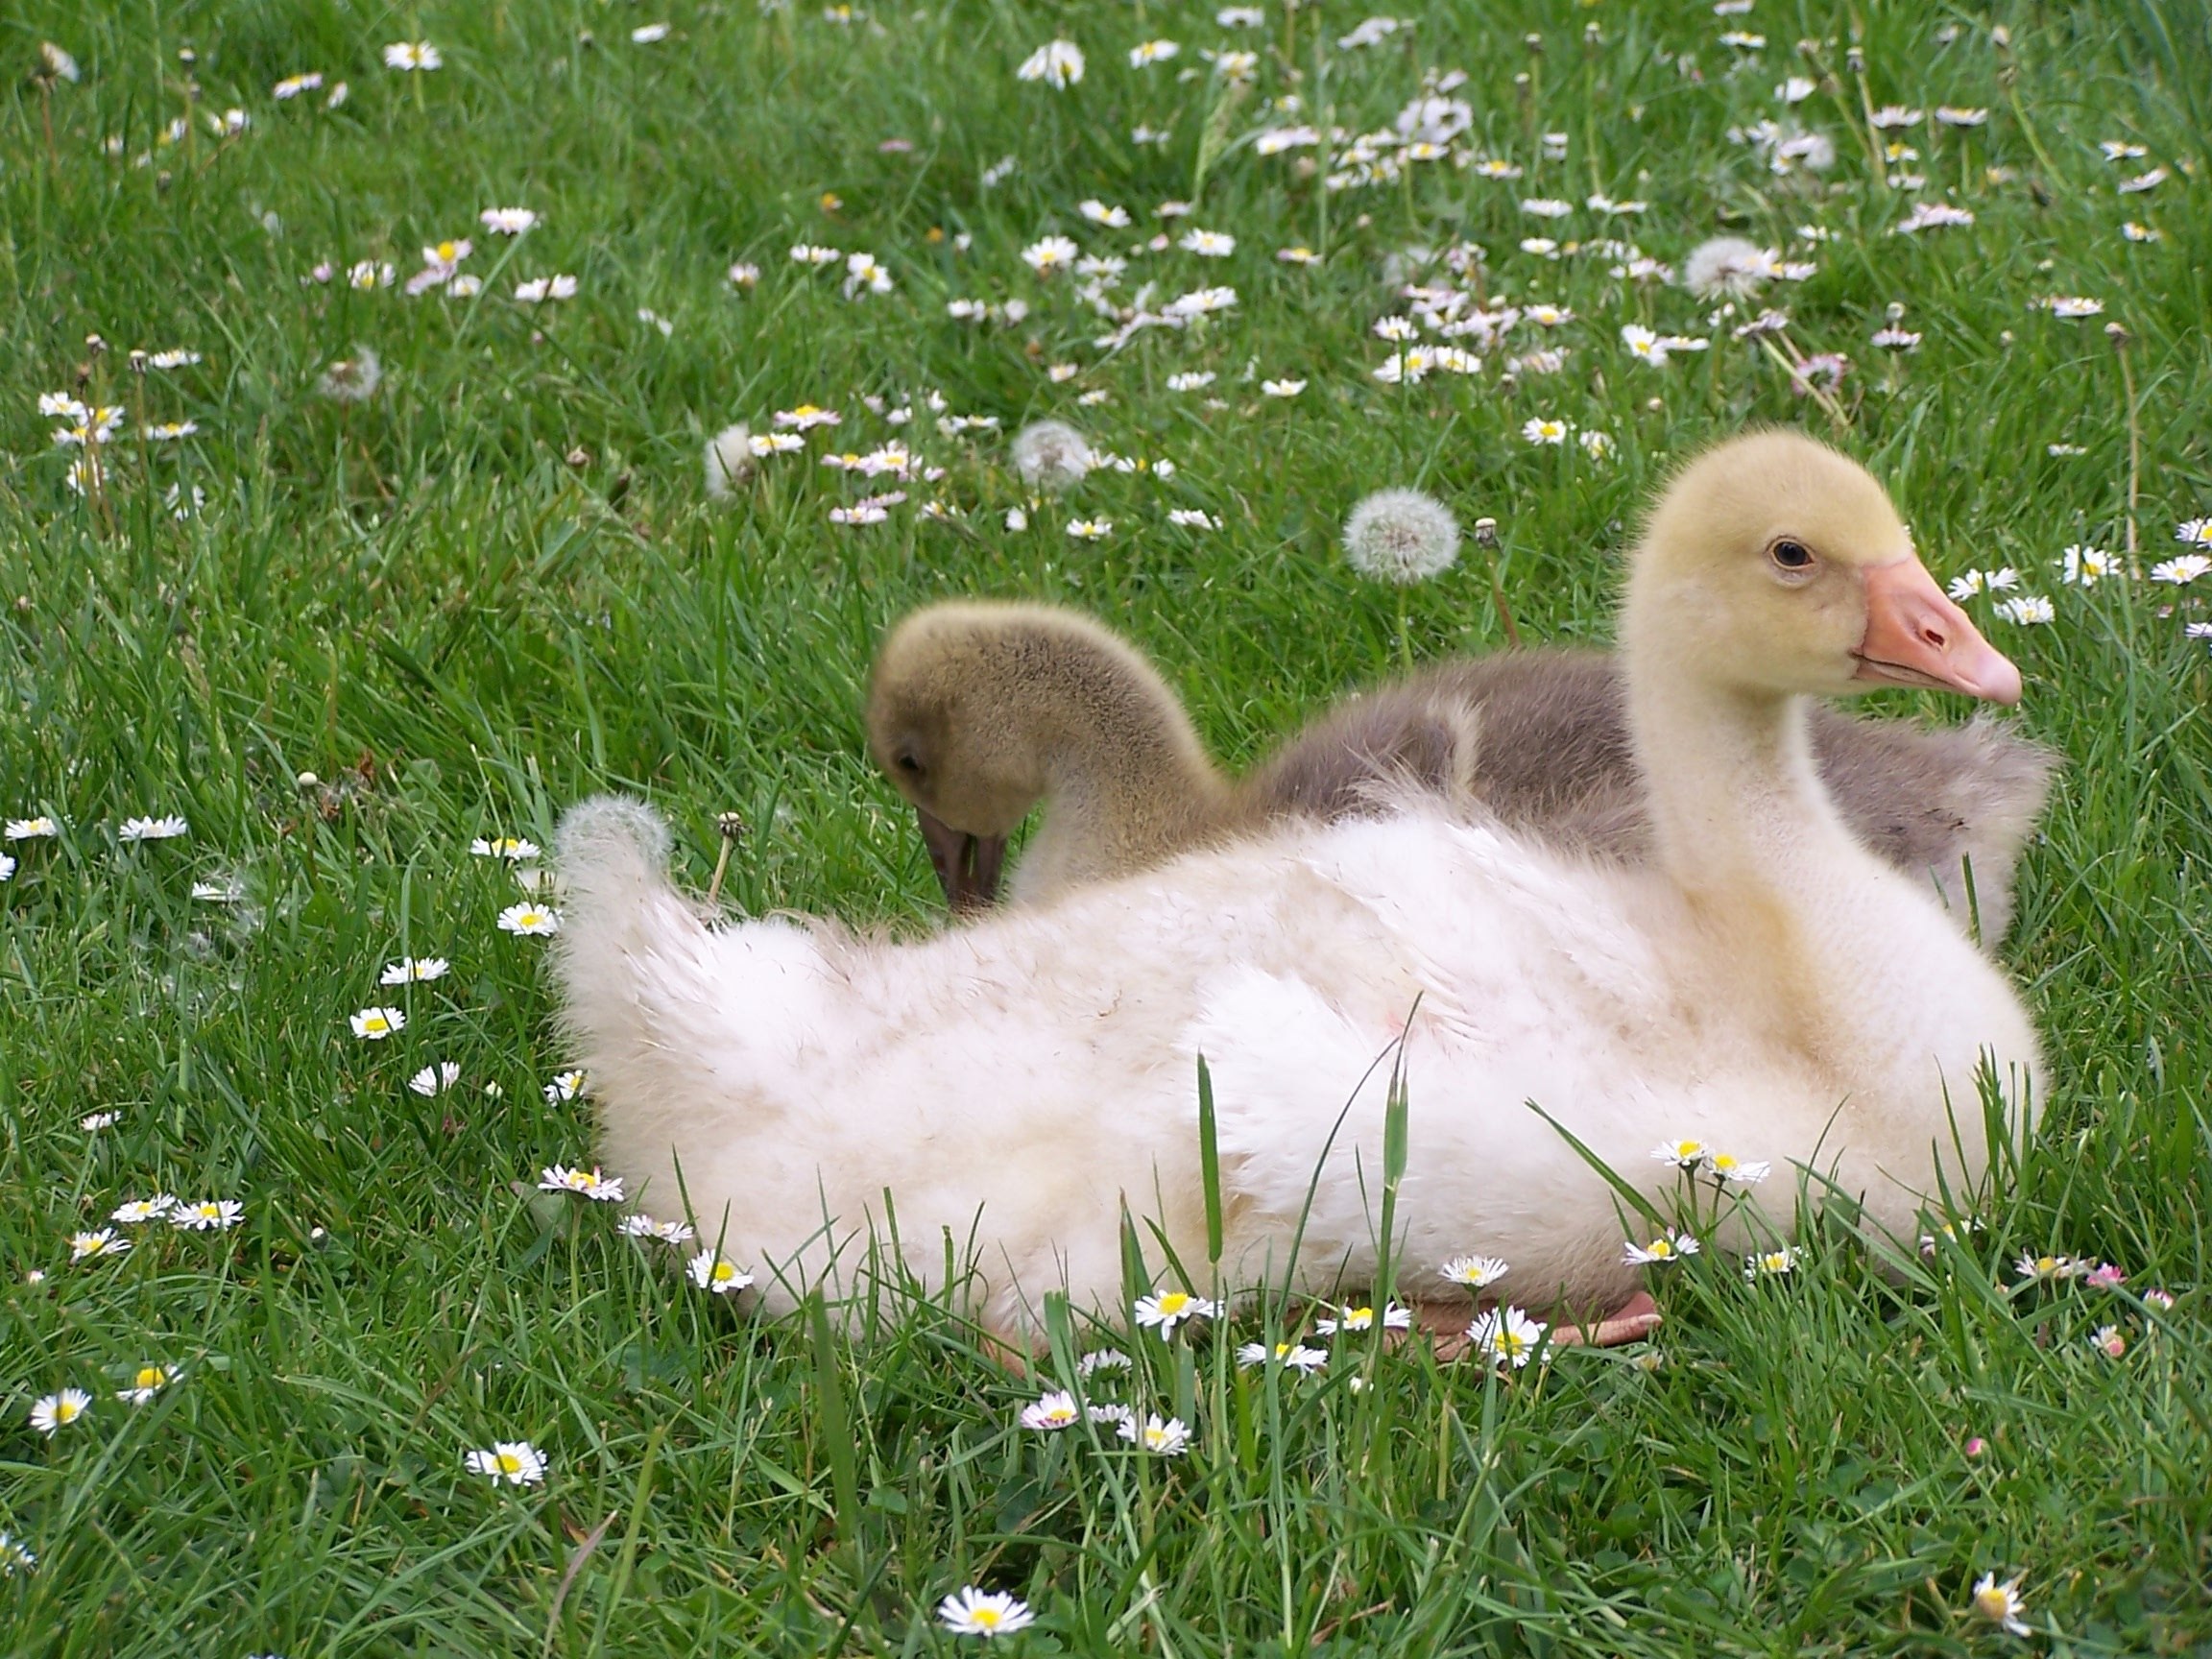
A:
[3,0,2210,1651]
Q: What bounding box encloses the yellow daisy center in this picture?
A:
[56,1399,81,1422]
[971,1608,1002,1629]
[1156,1292,1190,1315]
[496,1452,523,1474]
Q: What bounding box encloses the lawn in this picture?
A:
[3,0,2210,1652]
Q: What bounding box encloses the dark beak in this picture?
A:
[915,808,1006,914]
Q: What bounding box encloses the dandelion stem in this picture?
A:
[1846,60,1887,185]
[707,811,746,906]
[2114,328,2143,578]
[1489,552,1521,648]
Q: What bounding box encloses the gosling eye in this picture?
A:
[895,752,924,777]
[1767,538,1817,578]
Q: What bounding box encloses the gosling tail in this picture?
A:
[552,796,828,1145]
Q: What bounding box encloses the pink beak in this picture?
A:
[1853,556,2023,705]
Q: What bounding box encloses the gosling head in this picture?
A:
[1623,430,2021,706]
[866,604,1053,911]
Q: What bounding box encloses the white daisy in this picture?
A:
[1313,1303,1410,1335]
[539,1165,625,1202]
[1707,1153,1771,1185]
[1467,1307,1548,1368]
[686,1251,755,1294]
[1015,39,1084,88]
[171,1199,244,1232]
[70,1228,130,1262]
[117,1363,180,1406]
[1117,1412,1192,1455]
[1019,1390,1082,1431]
[1970,1572,2031,1638]
[1441,1254,1511,1289]
[619,1214,696,1245]
[30,1389,92,1435]
[464,1440,547,1486]
[350,1006,405,1040]
[937,1586,1037,1637]
[1623,1230,1701,1265]
[118,814,189,842]
[1236,1340,1328,1372]
[1131,1289,1220,1334]
[1022,236,1080,276]
[1745,1246,1801,1280]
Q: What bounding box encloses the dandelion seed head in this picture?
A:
[1681,235,1769,300]
[1342,488,1460,586]
[705,423,754,499]
[1010,420,1093,492]
[317,349,383,404]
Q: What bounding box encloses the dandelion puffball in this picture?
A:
[316,347,383,404]
[704,423,754,498]
[1010,420,1094,492]
[1342,488,1461,586]
[1680,235,1767,300]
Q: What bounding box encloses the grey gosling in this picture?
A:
[866,600,2054,945]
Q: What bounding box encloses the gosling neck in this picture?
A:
[1008,625,1232,866]
[1624,665,1855,909]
